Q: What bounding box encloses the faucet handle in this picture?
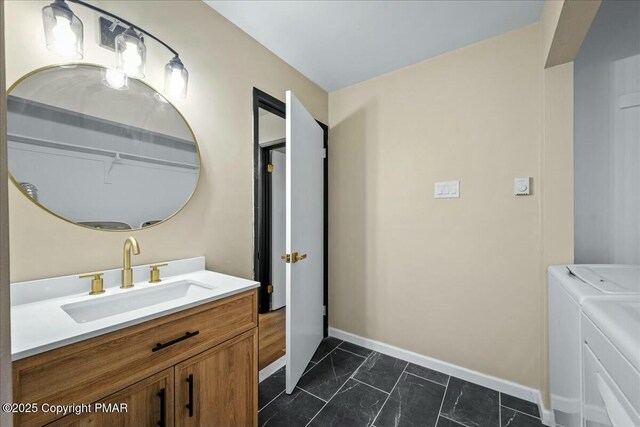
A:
[149,263,168,284]
[79,272,105,295]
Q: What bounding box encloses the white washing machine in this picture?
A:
[548,265,640,427]
[581,297,640,427]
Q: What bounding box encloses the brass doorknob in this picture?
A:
[280,252,308,263]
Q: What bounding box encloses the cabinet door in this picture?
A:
[175,329,257,427]
[48,369,173,427]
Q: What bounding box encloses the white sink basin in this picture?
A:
[61,280,216,323]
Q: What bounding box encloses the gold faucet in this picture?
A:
[121,237,140,289]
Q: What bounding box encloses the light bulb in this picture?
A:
[51,15,77,55]
[164,56,188,99]
[121,41,142,76]
[116,28,146,78]
[103,69,128,90]
[168,68,185,95]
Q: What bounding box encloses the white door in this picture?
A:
[285,91,324,393]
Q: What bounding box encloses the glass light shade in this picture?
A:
[102,68,128,90]
[164,56,188,99]
[42,0,83,59]
[116,27,146,78]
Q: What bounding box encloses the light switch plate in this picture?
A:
[515,177,531,195]
[434,181,460,199]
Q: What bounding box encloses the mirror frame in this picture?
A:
[6,63,201,232]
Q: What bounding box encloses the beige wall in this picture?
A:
[329,24,546,389]
[4,0,327,282]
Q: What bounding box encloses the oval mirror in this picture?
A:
[7,64,200,231]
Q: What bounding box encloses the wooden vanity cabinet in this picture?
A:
[175,329,258,427]
[13,289,258,427]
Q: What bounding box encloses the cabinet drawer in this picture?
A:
[14,290,257,426]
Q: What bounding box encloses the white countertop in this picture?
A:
[11,257,259,361]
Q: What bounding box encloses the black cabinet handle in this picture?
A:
[152,331,200,352]
[186,374,194,418]
[157,388,166,427]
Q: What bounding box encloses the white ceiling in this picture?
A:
[205,1,543,92]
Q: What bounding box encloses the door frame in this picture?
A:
[252,87,329,337]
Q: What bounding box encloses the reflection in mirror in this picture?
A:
[7,64,200,230]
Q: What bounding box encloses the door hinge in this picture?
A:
[322,305,327,316]
[267,163,274,172]
[267,284,273,294]
[322,148,327,159]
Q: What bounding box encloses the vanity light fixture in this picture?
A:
[116,27,146,78]
[42,0,83,59]
[164,56,189,99]
[41,0,189,98]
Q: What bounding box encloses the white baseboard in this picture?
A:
[537,390,554,426]
[259,356,286,383]
[329,327,551,426]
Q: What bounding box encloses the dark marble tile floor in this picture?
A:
[297,347,364,401]
[353,351,408,393]
[440,377,500,426]
[338,341,373,358]
[375,371,444,427]
[259,365,286,410]
[310,336,343,363]
[309,379,387,427]
[258,338,547,427]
